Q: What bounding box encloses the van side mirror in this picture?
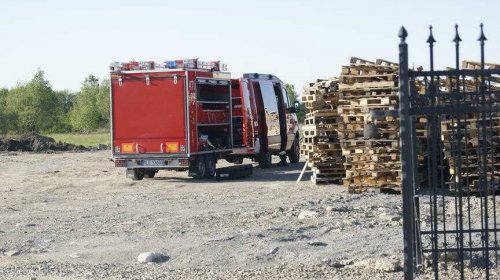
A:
[293,100,300,113]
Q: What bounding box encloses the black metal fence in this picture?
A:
[399,24,500,279]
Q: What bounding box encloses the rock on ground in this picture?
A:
[4,250,20,257]
[353,257,401,272]
[298,210,319,219]
[137,252,169,263]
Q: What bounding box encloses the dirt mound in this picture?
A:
[0,132,88,152]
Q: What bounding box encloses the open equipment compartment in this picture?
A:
[231,80,244,147]
[195,78,233,152]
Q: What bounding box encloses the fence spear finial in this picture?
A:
[453,24,462,44]
[426,25,436,45]
[478,23,487,42]
[453,24,461,70]
[399,26,408,42]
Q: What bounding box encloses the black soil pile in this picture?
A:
[0,132,89,152]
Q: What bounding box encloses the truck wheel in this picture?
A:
[258,151,272,169]
[132,169,145,181]
[191,156,207,179]
[287,138,300,163]
[144,169,157,178]
[205,156,216,178]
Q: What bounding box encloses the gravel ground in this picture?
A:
[0,151,495,279]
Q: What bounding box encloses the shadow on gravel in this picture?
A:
[149,162,310,183]
[251,162,309,182]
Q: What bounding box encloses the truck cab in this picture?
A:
[227,73,300,168]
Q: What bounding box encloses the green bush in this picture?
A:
[4,70,64,134]
[69,75,110,133]
[0,88,9,135]
[0,70,110,135]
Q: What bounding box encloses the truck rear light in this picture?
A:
[179,159,189,166]
[122,143,134,153]
[114,146,120,153]
[115,159,127,167]
[165,142,179,152]
[180,144,186,152]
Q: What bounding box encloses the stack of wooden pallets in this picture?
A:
[300,78,345,184]
[299,57,500,194]
[439,61,500,193]
[336,57,401,193]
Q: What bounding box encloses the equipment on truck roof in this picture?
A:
[110,59,227,72]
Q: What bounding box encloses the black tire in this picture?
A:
[258,150,272,169]
[205,156,216,178]
[287,138,300,163]
[191,156,207,179]
[132,169,144,181]
[226,157,243,164]
[215,164,253,180]
[143,169,157,178]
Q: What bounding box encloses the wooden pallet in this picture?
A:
[312,174,343,185]
[303,115,340,125]
[339,74,397,85]
[306,110,340,118]
[348,185,402,194]
[341,114,397,123]
[337,105,396,115]
[345,163,401,171]
[345,153,399,163]
[339,89,398,99]
[340,138,399,145]
[308,161,344,168]
[337,122,399,131]
[337,131,399,140]
[341,64,398,76]
[338,81,398,91]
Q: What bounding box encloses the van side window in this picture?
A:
[259,81,279,115]
[281,86,290,108]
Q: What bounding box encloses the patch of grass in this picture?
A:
[46,132,111,147]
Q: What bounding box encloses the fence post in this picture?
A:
[398,26,415,280]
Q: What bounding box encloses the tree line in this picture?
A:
[0,70,306,136]
[0,70,110,135]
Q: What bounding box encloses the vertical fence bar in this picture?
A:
[399,26,415,280]
[426,26,440,279]
[411,76,423,269]
[453,24,465,280]
[478,23,490,278]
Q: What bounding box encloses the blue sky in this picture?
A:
[0,0,498,93]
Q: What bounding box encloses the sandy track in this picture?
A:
[0,151,410,279]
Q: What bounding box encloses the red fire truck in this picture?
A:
[110,59,300,180]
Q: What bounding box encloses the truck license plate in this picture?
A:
[142,160,165,166]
